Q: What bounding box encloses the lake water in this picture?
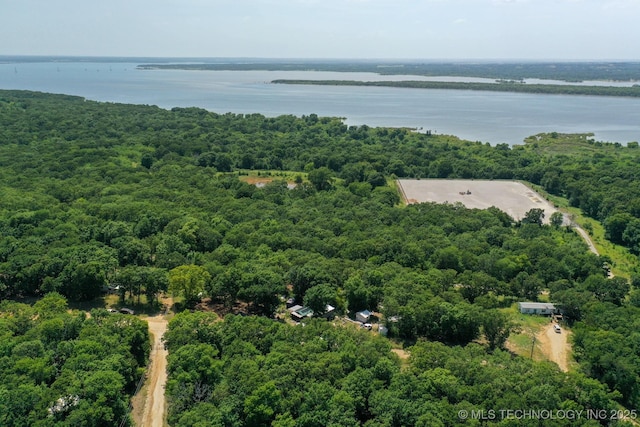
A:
[1,61,639,145]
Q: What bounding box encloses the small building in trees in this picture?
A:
[289,305,314,322]
[518,302,557,315]
[323,304,336,320]
[288,304,334,321]
[288,304,303,315]
[356,310,372,323]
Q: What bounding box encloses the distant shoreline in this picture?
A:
[4,56,640,86]
[271,79,640,98]
[135,60,640,84]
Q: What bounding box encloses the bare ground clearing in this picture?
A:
[138,315,169,427]
[536,323,571,372]
[397,179,560,224]
[391,348,410,360]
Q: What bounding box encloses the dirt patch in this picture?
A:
[242,176,274,185]
[536,323,571,372]
[391,348,410,360]
[194,298,249,317]
[397,179,560,224]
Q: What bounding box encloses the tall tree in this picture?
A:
[308,167,334,191]
[169,265,211,306]
[522,208,545,226]
[481,309,519,351]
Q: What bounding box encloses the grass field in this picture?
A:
[503,305,548,358]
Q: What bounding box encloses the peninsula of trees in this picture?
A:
[137,60,640,98]
[271,79,640,98]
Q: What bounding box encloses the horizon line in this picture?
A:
[1,55,640,63]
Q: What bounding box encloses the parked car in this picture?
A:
[361,323,373,330]
[119,308,135,315]
[553,324,561,333]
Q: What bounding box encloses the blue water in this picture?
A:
[1,61,639,145]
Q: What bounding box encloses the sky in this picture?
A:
[1,0,639,60]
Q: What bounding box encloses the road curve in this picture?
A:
[572,224,599,255]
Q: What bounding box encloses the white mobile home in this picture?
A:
[518,302,557,315]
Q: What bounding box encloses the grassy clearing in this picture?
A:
[236,169,305,183]
[101,293,168,317]
[129,378,149,427]
[503,305,549,360]
[521,133,630,156]
[577,215,638,278]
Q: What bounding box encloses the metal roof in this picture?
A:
[518,302,555,309]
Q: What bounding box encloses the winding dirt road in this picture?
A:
[572,224,599,255]
[140,315,169,427]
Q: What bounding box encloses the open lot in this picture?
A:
[397,179,559,224]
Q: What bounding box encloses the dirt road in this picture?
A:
[537,323,571,372]
[140,315,169,427]
[572,225,599,255]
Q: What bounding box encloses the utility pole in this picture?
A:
[530,335,536,359]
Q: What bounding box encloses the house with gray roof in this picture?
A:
[518,302,558,315]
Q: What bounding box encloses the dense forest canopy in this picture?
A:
[164,312,622,427]
[1,90,640,425]
[0,293,149,426]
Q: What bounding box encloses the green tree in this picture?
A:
[287,265,334,302]
[237,271,285,317]
[163,311,219,351]
[303,284,337,316]
[522,208,545,225]
[553,288,593,324]
[308,167,334,191]
[344,275,369,312]
[169,265,211,306]
[215,154,233,172]
[244,381,282,427]
[168,343,223,386]
[141,153,154,169]
[144,267,169,303]
[604,213,633,244]
[622,218,640,253]
[33,292,68,319]
[481,309,518,351]
[64,261,106,301]
[550,211,564,228]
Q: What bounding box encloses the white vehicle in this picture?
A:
[553,324,561,333]
[361,323,373,330]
